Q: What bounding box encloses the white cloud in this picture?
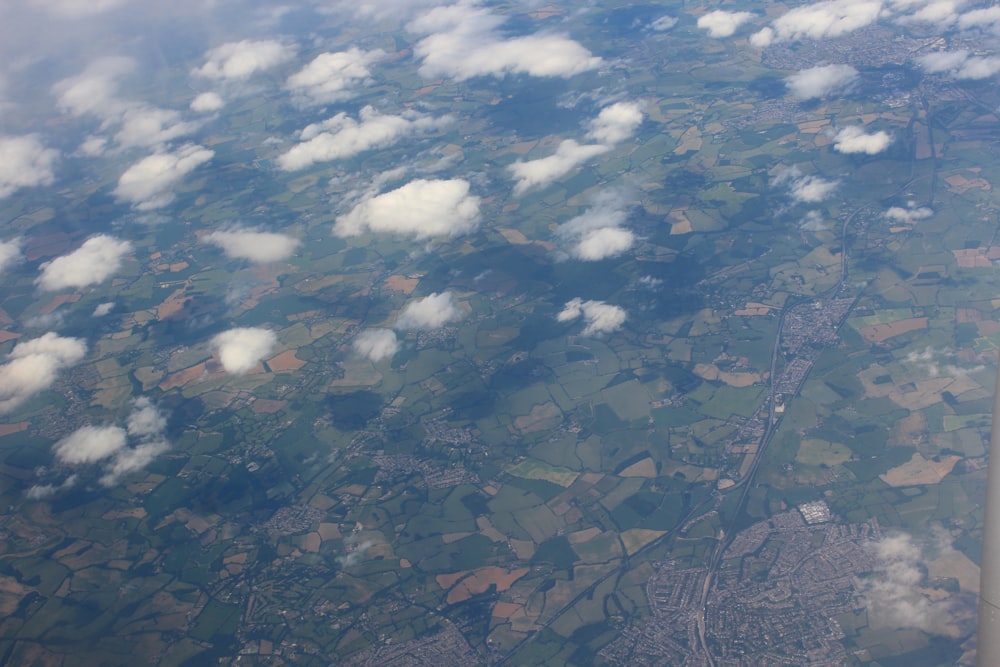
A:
[698,10,756,37]
[408,2,602,80]
[957,6,1000,30]
[774,168,839,203]
[53,424,127,464]
[785,64,859,99]
[905,345,982,378]
[556,192,635,261]
[885,203,932,224]
[557,298,627,336]
[286,47,383,105]
[750,0,882,46]
[509,140,609,196]
[0,135,58,199]
[0,333,87,413]
[651,15,679,31]
[860,531,955,634]
[833,126,892,154]
[509,101,643,195]
[211,327,277,374]
[36,234,132,291]
[193,39,295,81]
[52,56,133,117]
[26,475,76,500]
[46,397,170,487]
[190,92,224,112]
[334,178,481,239]
[277,106,449,171]
[114,143,214,209]
[353,328,400,361]
[395,292,461,330]
[204,228,300,263]
[114,106,200,150]
[799,210,828,231]
[0,238,22,273]
[916,50,1000,79]
[28,0,131,17]
[901,0,963,25]
[586,101,644,145]
[92,302,115,317]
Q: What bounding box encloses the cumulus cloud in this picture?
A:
[785,64,859,99]
[286,47,383,105]
[698,10,756,37]
[0,238,22,274]
[26,475,77,500]
[395,292,461,330]
[36,235,132,291]
[905,346,983,378]
[334,178,481,239]
[555,192,635,261]
[408,2,602,80]
[957,6,1000,30]
[557,298,627,336]
[204,228,300,263]
[651,15,679,31]
[833,126,892,154]
[353,328,400,361]
[277,106,449,171]
[750,0,881,46]
[193,39,294,80]
[918,50,1000,79]
[885,203,933,224]
[53,425,127,464]
[211,327,277,375]
[509,140,609,195]
[0,135,58,199]
[0,333,87,413]
[114,106,200,150]
[92,302,115,317]
[52,56,133,118]
[190,92,224,112]
[860,531,956,634]
[774,168,839,203]
[46,397,170,487]
[337,535,374,567]
[114,143,214,209]
[586,101,644,145]
[509,102,643,195]
[899,0,963,25]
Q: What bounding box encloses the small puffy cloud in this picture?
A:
[53,425,127,464]
[286,48,383,105]
[510,140,608,195]
[395,292,461,330]
[408,2,601,80]
[36,234,132,291]
[751,0,881,45]
[885,203,932,224]
[190,92,224,112]
[833,126,892,154]
[698,10,756,37]
[586,101,644,145]
[193,40,294,80]
[651,15,679,31]
[0,333,88,413]
[0,239,22,273]
[92,302,115,317]
[557,298,627,336]
[277,106,449,171]
[921,50,1000,80]
[26,476,77,500]
[0,135,58,199]
[790,175,838,202]
[46,398,170,487]
[204,228,300,263]
[52,56,133,118]
[860,530,957,635]
[334,178,480,239]
[353,329,400,361]
[114,106,200,150]
[211,327,277,375]
[114,143,214,209]
[337,535,374,567]
[905,345,982,378]
[957,6,1000,30]
[799,210,828,231]
[556,192,635,261]
[774,168,839,203]
[900,0,963,25]
[785,64,859,99]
